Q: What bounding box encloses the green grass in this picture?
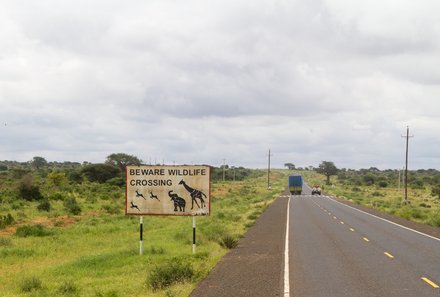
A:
[301,170,440,226]
[0,170,288,296]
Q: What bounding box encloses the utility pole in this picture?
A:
[401,126,413,202]
[267,149,273,189]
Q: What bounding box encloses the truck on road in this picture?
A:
[288,175,303,195]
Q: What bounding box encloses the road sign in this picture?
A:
[125,165,210,216]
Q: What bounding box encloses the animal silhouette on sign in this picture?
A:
[168,190,186,212]
[130,201,140,212]
[135,190,146,200]
[149,191,160,201]
[179,180,206,210]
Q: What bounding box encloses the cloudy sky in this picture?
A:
[1,0,440,169]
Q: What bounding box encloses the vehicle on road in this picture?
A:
[288,175,303,195]
[311,185,321,195]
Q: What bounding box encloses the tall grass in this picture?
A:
[0,169,288,296]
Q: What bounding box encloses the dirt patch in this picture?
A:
[0,216,78,237]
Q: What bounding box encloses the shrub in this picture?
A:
[428,212,440,227]
[0,213,15,229]
[20,276,42,292]
[378,181,388,188]
[16,224,51,237]
[102,204,121,215]
[150,246,165,255]
[0,237,12,247]
[49,192,66,201]
[37,199,51,212]
[219,234,239,249]
[147,258,194,290]
[64,197,81,215]
[58,280,78,294]
[18,175,44,201]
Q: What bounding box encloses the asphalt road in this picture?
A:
[290,186,440,296]
[191,185,440,296]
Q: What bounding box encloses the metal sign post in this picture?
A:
[192,216,196,254]
[140,216,143,256]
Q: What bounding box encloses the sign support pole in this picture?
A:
[192,216,196,254]
[140,216,143,256]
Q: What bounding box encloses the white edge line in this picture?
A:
[284,195,291,296]
[324,196,440,243]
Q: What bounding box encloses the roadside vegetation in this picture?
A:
[297,164,440,228]
[0,155,287,296]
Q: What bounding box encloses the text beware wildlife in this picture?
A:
[126,165,211,216]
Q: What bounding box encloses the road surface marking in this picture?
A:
[284,197,290,296]
[350,228,355,232]
[384,252,394,259]
[421,277,439,288]
[340,221,344,224]
[333,216,337,219]
[363,237,370,242]
[324,196,440,243]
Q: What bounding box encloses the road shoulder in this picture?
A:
[190,195,289,297]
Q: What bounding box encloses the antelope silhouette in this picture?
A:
[179,180,206,209]
[130,201,140,212]
[135,190,146,200]
[168,190,186,212]
[149,191,160,201]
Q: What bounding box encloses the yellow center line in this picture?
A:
[349,228,355,232]
[422,277,440,288]
[363,237,370,242]
[384,252,394,259]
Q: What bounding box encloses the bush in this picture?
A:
[147,258,194,290]
[378,181,388,188]
[16,224,51,237]
[58,280,78,294]
[219,234,239,249]
[0,213,15,229]
[102,204,121,215]
[20,276,42,292]
[18,176,44,201]
[0,237,12,247]
[49,192,66,201]
[37,199,51,212]
[428,212,440,227]
[64,197,81,215]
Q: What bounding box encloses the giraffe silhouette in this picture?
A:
[178,180,206,210]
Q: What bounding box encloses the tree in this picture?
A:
[18,174,44,201]
[31,156,47,170]
[284,163,295,170]
[105,153,142,172]
[81,164,120,183]
[47,172,66,187]
[316,161,338,185]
